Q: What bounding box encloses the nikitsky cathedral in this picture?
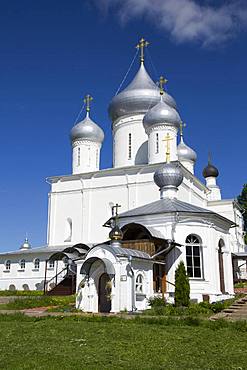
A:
[0,38,246,313]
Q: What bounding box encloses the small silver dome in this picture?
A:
[70,113,104,143]
[20,237,31,250]
[143,97,181,131]
[177,138,197,163]
[108,64,177,122]
[154,162,183,190]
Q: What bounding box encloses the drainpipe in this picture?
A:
[128,256,136,312]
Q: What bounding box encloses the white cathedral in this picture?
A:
[0,38,246,313]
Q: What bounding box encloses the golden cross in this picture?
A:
[162,133,173,163]
[158,76,168,95]
[136,37,149,63]
[179,122,186,137]
[84,94,93,112]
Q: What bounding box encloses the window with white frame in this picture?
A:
[156,133,159,153]
[20,259,25,270]
[5,260,11,271]
[34,258,40,270]
[186,235,203,278]
[128,133,132,160]
[135,274,143,293]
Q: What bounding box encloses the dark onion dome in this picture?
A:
[108,63,177,122]
[203,163,219,178]
[109,224,123,241]
[70,113,104,143]
[143,96,181,131]
[177,138,197,163]
[154,162,183,190]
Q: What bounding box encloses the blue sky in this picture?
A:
[0,0,246,251]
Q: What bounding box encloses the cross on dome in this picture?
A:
[179,122,186,138]
[158,76,168,95]
[112,203,121,217]
[136,37,149,64]
[84,94,93,113]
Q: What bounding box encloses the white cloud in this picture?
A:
[93,0,247,46]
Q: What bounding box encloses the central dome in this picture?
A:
[108,64,177,122]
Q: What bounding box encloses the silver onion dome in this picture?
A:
[70,113,104,143]
[154,162,183,190]
[143,97,181,131]
[20,237,31,250]
[108,64,177,122]
[177,138,197,163]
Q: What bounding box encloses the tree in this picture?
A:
[174,261,190,307]
[237,184,247,244]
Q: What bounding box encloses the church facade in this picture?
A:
[0,38,245,312]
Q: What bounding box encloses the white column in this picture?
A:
[206,177,221,201]
[72,140,101,174]
[113,115,148,168]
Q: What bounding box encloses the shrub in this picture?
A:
[174,261,190,307]
[148,296,166,308]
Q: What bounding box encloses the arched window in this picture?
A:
[34,258,40,270]
[185,235,203,278]
[135,274,143,293]
[64,218,72,242]
[23,284,29,291]
[20,259,25,270]
[5,260,11,271]
[9,284,16,291]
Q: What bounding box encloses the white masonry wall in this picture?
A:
[47,164,208,247]
[0,252,65,291]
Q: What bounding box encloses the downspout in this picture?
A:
[128,256,136,312]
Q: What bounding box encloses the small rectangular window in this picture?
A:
[128,133,132,160]
[156,133,159,154]
[77,147,81,166]
[96,149,99,168]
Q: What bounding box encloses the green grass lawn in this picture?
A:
[0,295,76,310]
[0,314,246,370]
[0,290,43,296]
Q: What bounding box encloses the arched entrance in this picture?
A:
[98,273,112,313]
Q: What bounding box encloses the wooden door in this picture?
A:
[98,273,112,313]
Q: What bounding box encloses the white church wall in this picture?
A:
[47,165,208,246]
[207,200,245,253]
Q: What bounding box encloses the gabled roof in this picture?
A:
[116,198,234,226]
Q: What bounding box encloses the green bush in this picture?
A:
[174,261,190,307]
[148,296,166,308]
